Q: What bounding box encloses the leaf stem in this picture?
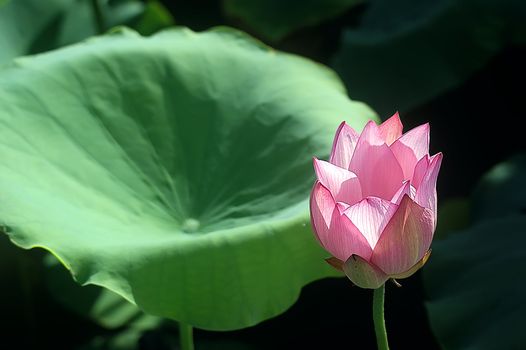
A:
[373,284,390,350]
[179,322,195,350]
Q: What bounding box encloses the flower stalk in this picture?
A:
[372,284,389,350]
[179,322,195,350]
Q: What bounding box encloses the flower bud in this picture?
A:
[310,113,442,288]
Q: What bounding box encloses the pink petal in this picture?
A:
[310,182,333,245]
[379,112,403,145]
[371,195,434,275]
[415,152,443,218]
[329,122,359,169]
[412,155,430,190]
[391,181,412,204]
[390,123,430,180]
[310,182,373,261]
[349,121,405,199]
[344,196,397,249]
[313,158,362,205]
[343,254,389,289]
[390,249,432,279]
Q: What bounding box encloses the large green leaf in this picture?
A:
[0,27,376,330]
[424,154,526,349]
[333,0,526,115]
[0,0,173,65]
[223,0,362,42]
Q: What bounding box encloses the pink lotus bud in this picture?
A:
[310,113,442,288]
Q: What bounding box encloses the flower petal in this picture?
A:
[415,152,443,217]
[344,196,397,249]
[325,256,344,271]
[313,158,362,205]
[391,181,416,204]
[390,123,430,180]
[310,182,373,261]
[329,121,359,169]
[371,195,434,275]
[310,182,333,244]
[349,121,405,200]
[390,249,432,279]
[412,155,430,190]
[379,112,403,145]
[343,254,389,289]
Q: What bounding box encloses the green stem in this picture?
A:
[90,0,105,34]
[372,284,390,350]
[179,322,195,350]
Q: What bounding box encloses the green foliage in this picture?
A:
[45,254,159,329]
[0,26,376,330]
[333,0,526,115]
[424,154,526,349]
[224,0,362,42]
[0,0,174,65]
[472,154,526,220]
[434,197,470,240]
[133,0,175,36]
[79,325,255,350]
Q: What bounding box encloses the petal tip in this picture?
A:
[432,152,444,162]
[312,156,320,168]
[387,111,402,124]
[325,256,344,271]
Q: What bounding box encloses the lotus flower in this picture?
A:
[310,113,442,288]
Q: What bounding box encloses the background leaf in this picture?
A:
[133,0,176,36]
[79,325,255,350]
[223,0,362,42]
[424,217,526,350]
[424,154,526,350]
[0,26,376,330]
[433,197,470,240]
[0,0,174,65]
[471,153,526,221]
[333,0,526,116]
[0,231,101,348]
[45,254,160,329]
